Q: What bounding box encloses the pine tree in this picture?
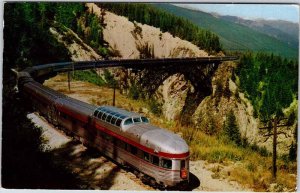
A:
[223,110,241,146]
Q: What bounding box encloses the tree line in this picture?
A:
[236,52,297,118]
[235,52,298,179]
[97,3,222,54]
[3,2,88,188]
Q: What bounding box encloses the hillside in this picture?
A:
[220,15,299,49]
[153,3,298,59]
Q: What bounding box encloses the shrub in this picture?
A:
[128,84,140,100]
[148,98,162,116]
[103,69,117,87]
[72,70,105,86]
[223,80,231,99]
[223,110,242,146]
[289,141,297,161]
[206,116,217,135]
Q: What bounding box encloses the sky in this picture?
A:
[179,4,299,23]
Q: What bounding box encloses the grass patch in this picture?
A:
[72,70,105,86]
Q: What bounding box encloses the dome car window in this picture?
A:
[116,119,122,126]
[124,118,133,125]
[141,117,149,123]
[111,117,117,124]
[133,117,141,123]
[93,110,99,116]
[98,112,103,119]
[106,115,112,122]
[101,113,107,120]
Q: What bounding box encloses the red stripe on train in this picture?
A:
[58,105,189,159]
[94,123,189,159]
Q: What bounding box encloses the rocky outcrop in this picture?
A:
[50,26,101,61]
[86,3,210,122]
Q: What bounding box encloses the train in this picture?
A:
[15,62,190,189]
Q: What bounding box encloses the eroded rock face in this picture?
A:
[85,3,209,121]
[158,74,191,121]
[86,3,208,60]
[50,27,101,61]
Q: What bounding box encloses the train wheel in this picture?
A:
[133,170,139,177]
[150,179,156,187]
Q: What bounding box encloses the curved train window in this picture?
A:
[124,118,133,125]
[110,112,118,116]
[114,113,121,118]
[133,117,141,123]
[106,115,112,122]
[116,119,122,126]
[98,112,103,119]
[162,159,172,169]
[152,156,159,166]
[141,117,149,123]
[111,116,117,124]
[102,113,107,120]
[94,110,99,116]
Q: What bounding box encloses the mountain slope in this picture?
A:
[153,4,298,59]
[221,15,299,49]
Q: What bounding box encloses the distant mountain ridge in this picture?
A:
[153,3,298,59]
[220,15,299,49]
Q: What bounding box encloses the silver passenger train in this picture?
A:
[16,65,190,188]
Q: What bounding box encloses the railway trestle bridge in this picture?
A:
[15,56,238,122]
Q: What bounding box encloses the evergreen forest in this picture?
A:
[98,3,222,54]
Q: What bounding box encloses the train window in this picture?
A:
[124,118,133,125]
[130,145,137,155]
[144,152,150,162]
[115,113,122,118]
[98,112,103,119]
[162,159,172,169]
[152,156,159,166]
[116,119,122,126]
[93,110,99,116]
[141,117,149,123]
[106,115,112,122]
[111,117,117,124]
[102,113,107,120]
[110,112,118,116]
[133,117,141,123]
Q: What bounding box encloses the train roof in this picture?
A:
[127,124,189,154]
[94,106,142,120]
